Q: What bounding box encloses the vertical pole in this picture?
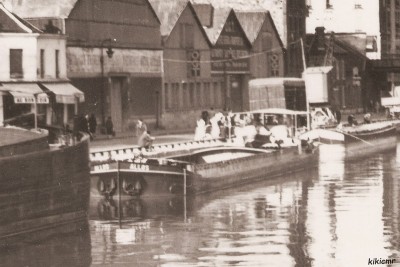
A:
[300,38,307,72]
[34,99,38,130]
[183,168,187,222]
[300,38,311,131]
[183,169,187,196]
[100,44,105,126]
[155,91,159,129]
[117,161,122,228]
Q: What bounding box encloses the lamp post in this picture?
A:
[100,38,116,125]
[155,90,160,129]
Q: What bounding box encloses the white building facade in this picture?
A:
[306,0,381,59]
[0,3,83,127]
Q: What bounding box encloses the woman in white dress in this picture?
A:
[194,118,206,140]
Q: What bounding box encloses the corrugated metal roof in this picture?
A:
[202,7,231,45]
[148,0,188,37]
[9,0,78,18]
[235,11,266,44]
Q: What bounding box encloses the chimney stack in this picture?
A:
[315,27,326,51]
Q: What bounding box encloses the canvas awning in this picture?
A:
[0,83,49,104]
[41,83,85,104]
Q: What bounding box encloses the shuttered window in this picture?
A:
[10,49,23,79]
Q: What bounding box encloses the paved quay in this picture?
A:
[89,111,389,153]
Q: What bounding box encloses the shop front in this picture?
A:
[39,82,85,126]
[0,83,49,128]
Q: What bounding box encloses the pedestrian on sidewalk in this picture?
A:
[136,118,147,137]
[83,114,93,140]
[138,130,155,150]
[105,116,114,139]
[89,113,97,139]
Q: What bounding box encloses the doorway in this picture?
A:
[110,78,123,132]
[230,75,243,112]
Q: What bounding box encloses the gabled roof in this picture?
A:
[12,12,42,33]
[235,11,266,44]
[306,32,368,60]
[9,0,78,19]
[149,0,211,46]
[235,10,284,49]
[148,0,188,37]
[202,7,231,45]
[0,3,34,33]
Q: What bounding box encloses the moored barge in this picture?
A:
[90,140,318,198]
[0,126,90,242]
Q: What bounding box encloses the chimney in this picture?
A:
[315,27,325,51]
[192,3,214,27]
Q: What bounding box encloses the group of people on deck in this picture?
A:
[194,109,293,147]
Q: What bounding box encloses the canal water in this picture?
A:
[2,142,400,266]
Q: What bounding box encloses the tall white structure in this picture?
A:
[306,0,380,59]
[0,3,83,126]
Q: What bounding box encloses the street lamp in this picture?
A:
[100,38,116,125]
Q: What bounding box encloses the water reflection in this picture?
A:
[5,142,400,266]
[88,142,400,267]
[0,222,91,267]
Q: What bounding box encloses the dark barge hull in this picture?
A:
[188,146,318,194]
[343,126,397,157]
[0,129,90,243]
[90,145,318,198]
[90,160,191,198]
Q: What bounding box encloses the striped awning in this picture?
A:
[41,83,85,104]
[0,83,49,104]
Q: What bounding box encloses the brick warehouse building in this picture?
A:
[8,0,287,132]
[149,0,215,131]
[10,0,163,132]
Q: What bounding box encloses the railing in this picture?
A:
[90,138,225,163]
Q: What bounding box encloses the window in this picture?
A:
[180,24,194,49]
[268,54,280,77]
[55,49,60,78]
[261,32,272,52]
[189,83,195,107]
[10,49,23,78]
[196,82,202,107]
[165,83,170,110]
[40,49,45,78]
[173,83,180,109]
[187,50,200,77]
[182,83,188,108]
[204,82,210,107]
[213,82,220,106]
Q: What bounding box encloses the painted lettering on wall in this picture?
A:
[211,17,250,72]
[67,48,162,76]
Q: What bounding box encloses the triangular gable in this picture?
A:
[0,3,32,33]
[265,12,284,49]
[235,11,266,44]
[203,8,251,47]
[148,0,188,37]
[202,7,231,45]
[235,10,284,49]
